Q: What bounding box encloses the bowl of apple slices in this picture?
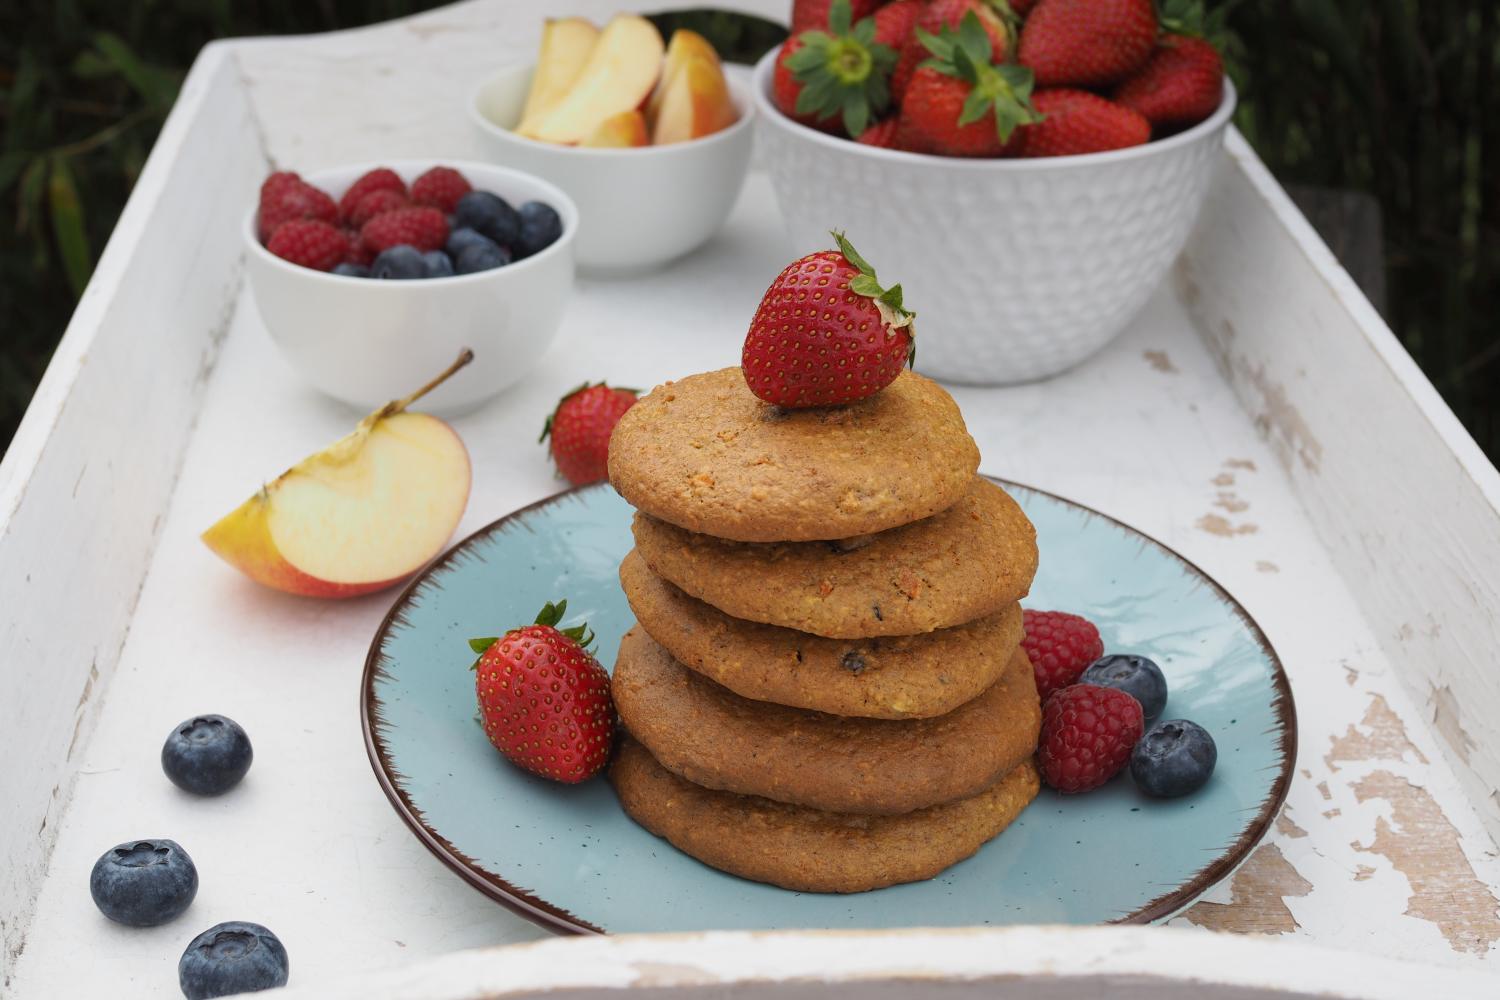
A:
[470,14,754,275]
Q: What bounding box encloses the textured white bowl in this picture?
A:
[752,51,1237,384]
[244,159,577,413]
[469,64,754,275]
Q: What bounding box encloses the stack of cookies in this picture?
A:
[605,366,1041,893]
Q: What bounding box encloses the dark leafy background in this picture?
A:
[1,2,1495,460]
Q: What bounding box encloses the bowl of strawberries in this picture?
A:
[753,0,1236,383]
[245,159,578,412]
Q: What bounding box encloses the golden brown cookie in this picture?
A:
[612,626,1040,815]
[632,477,1037,638]
[621,550,1024,719]
[606,367,979,543]
[611,737,1040,893]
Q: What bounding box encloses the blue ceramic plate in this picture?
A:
[362,480,1294,934]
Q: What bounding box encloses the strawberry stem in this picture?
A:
[786,0,898,136]
[919,12,1041,142]
[829,230,916,365]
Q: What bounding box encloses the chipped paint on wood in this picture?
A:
[1144,349,1179,373]
[1225,459,1258,471]
[1213,472,1236,486]
[1352,770,1500,955]
[1180,844,1313,934]
[1197,513,1259,536]
[1256,560,1280,573]
[1325,694,1429,773]
[1355,865,1377,882]
[1430,686,1475,766]
[1276,808,1309,839]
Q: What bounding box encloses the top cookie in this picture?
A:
[607,367,979,542]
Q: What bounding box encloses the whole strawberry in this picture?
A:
[872,0,923,49]
[900,13,1040,158]
[891,0,1013,103]
[791,0,882,33]
[1038,683,1144,793]
[1021,609,1104,700]
[1017,89,1150,156]
[338,167,406,222]
[856,118,901,148]
[1114,35,1223,131]
[266,220,349,272]
[410,166,473,213]
[541,383,639,486]
[360,206,450,254]
[1018,0,1157,88]
[743,231,914,408]
[774,0,898,137]
[470,600,614,784]
[257,177,337,243]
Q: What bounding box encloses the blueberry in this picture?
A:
[90,839,198,926]
[370,245,427,280]
[454,241,513,274]
[517,200,563,258]
[179,921,289,999]
[331,262,369,278]
[445,227,499,258]
[161,715,253,796]
[453,191,520,248]
[421,250,455,278]
[1080,654,1168,721]
[1131,719,1217,797]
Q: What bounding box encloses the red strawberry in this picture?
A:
[257,179,337,243]
[791,0,882,33]
[410,166,473,213]
[742,231,914,408]
[540,383,639,486]
[265,220,349,272]
[1021,609,1104,700]
[892,0,1013,103]
[1017,89,1150,156]
[774,0,899,137]
[855,117,901,148]
[872,0,923,48]
[338,167,407,222]
[1018,0,1157,88]
[359,206,450,254]
[1038,683,1144,793]
[899,13,1039,157]
[471,601,614,784]
[1114,35,1223,131]
[347,188,409,228]
[1011,0,1039,15]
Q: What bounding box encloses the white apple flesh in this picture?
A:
[202,352,474,599]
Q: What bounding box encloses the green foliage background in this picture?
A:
[1,1,1495,459]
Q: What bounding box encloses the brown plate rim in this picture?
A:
[360,477,1297,934]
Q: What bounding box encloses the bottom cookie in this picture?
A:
[611,737,1040,894]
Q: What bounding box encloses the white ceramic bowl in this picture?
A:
[751,51,1237,384]
[469,64,754,275]
[244,159,577,413]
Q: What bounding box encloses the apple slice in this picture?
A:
[527,14,665,145]
[646,29,722,127]
[651,55,738,146]
[516,17,600,137]
[582,109,649,147]
[202,352,474,599]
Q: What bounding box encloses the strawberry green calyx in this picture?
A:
[831,231,916,365]
[468,599,596,669]
[918,11,1041,142]
[786,0,899,136]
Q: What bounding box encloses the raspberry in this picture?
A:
[410,166,472,213]
[266,220,350,272]
[257,180,337,243]
[347,188,409,228]
[360,207,450,254]
[342,229,374,266]
[338,168,406,222]
[1022,609,1104,700]
[1038,683,1144,794]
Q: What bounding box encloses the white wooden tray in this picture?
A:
[2,1,1498,995]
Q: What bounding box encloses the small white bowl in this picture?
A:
[751,50,1238,385]
[469,64,754,275]
[244,159,577,413]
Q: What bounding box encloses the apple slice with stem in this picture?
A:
[202,351,474,599]
[651,55,738,145]
[517,17,601,137]
[582,109,649,147]
[527,14,665,144]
